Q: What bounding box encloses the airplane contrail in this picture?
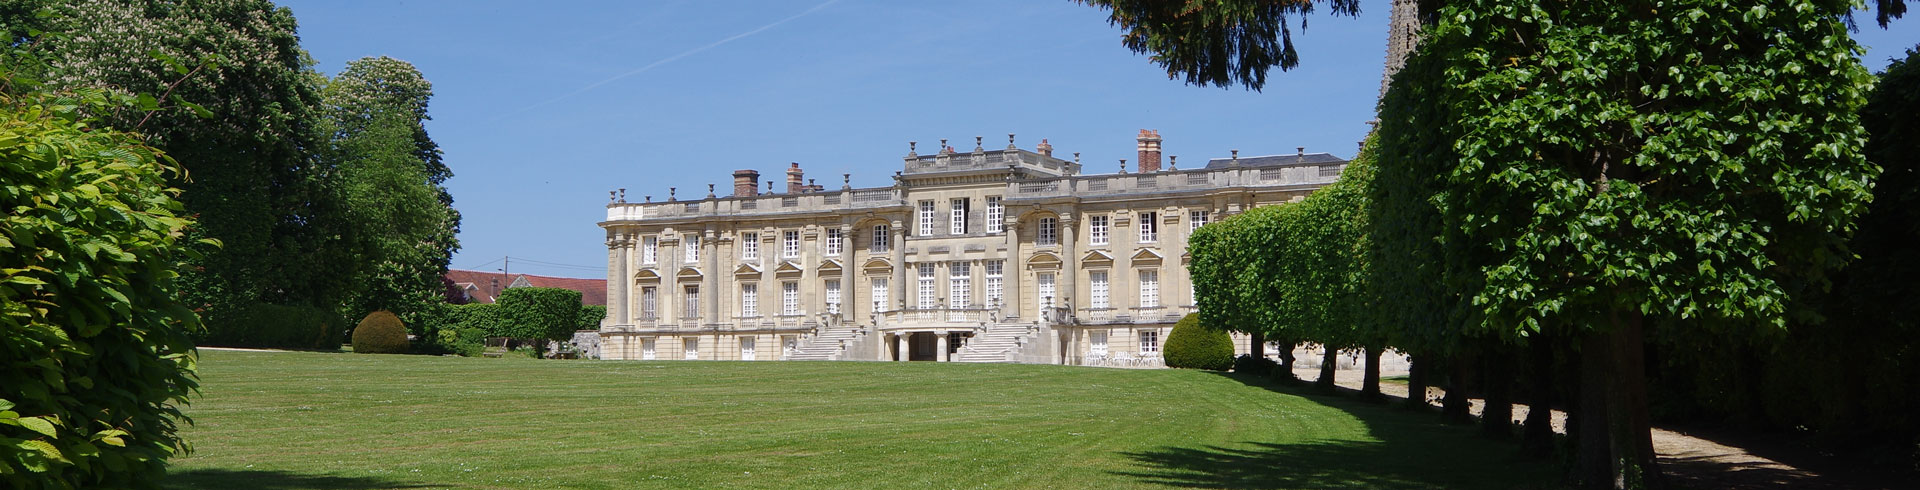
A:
[501,0,842,119]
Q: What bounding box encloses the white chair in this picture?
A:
[1112,351,1137,367]
[1140,350,1163,367]
[1084,351,1108,367]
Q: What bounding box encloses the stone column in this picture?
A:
[890,220,907,313]
[704,228,719,328]
[896,333,909,362]
[1059,216,1078,317]
[1005,217,1022,321]
[607,229,628,326]
[840,224,855,324]
[936,332,949,362]
[663,232,679,323]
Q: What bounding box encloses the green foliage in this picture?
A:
[577,305,607,331]
[449,303,507,339]
[351,311,409,354]
[324,56,459,325]
[1076,0,1360,90]
[497,288,582,342]
[1164,314,1234,371]
[0,73,200,487]
[434,328,485,358]
[37,0,354,326]
[199,303,345,350]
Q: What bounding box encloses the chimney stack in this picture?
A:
[1036,138,1053,157]
[732,169,760,197]
[786,162,805,194]
[1136,129,1162,173]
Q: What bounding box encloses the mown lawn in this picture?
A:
[164,351,1556,489]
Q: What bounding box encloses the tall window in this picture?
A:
[684,234,701,263]
[1038,217,1058,246]
[1089,216,1110,246]
[683,285,701,319]
[1090,271,1110,309]
[781,282,799,316]
[1038,273,1056,308]
[951,198,969,235]
[642,236,657,264]
[740,283,758,317]
[1090,330,1108,355]
[986,196,1003,233]
[739,337,756,361]
[918,201,936,236]
[984,260,1004,308]
[1139,330,1160,353]
[782,230,800,258]
[1139,212,1158,243]
[871,278,889,313]
[1189,210,1210,232]
[740,232,759,260]
[949,261,971,308]
[1139,270,1159,308]
[640,286,657,319]
[824,228,843,256]
[917,263,936,310]
[642,338,656,360]
[683,338,699,360]
[825,279,841,315]
[871,224,891,253]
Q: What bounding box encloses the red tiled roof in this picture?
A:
[445,269,606,306]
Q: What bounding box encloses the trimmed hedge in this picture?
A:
[351,310,410,354]
[1165,313,1235,371]
[200,303,347,349]
[578,304,607,331]
[497,287,582,341]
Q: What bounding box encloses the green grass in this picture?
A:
[165,351,1557,489]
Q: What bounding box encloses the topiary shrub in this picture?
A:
[497,287,582,343]
[351,310,410,354]
[1164,313,1235,371]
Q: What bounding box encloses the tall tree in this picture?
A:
[36,0,350,322]
[1375,2,1877,487]
[321,56,460,325]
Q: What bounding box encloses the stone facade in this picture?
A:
[596,132,1346,365]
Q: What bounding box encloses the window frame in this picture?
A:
[740,232,759,260]
[1089,215,1110,246]
[1139,211,1158,243]
[985,196,1003,233]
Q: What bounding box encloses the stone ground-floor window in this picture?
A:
[1090,330,1109,355]
[1139,330,1160,353]
[642,338,657,360]
[684,338,699,360]
[740,336,756,361]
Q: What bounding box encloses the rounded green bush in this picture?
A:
[1164,313,1235,371]
[351,310,410,354]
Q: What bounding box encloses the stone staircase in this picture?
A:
[954,323,1033,363]
[785,325,865,361]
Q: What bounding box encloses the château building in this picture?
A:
[595,131,1348,364]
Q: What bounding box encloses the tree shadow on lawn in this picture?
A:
[164,468,445,489]
[1112,372,1560,490]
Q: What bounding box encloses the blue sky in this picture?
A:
[278,0,1919,279]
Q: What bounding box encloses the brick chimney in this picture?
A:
[1036,138,1053,157]
[786,162,805,194]
[1136,129,1162,173]
[732,169,760,197]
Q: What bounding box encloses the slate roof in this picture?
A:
[445,269,607,306]
[1203,152,1347,169]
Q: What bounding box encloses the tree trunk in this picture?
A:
[1481,343,1514,439]
[1443,353,1473,424]
[1361,344,1384,401]
[1405,353,1430,409]
[1250,330,1266,360]
[1523,332,1557,453]
[1577,313,1661,489]
[1316,345,1339,391]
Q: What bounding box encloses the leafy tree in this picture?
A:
[577,305,607,331]
[323,57,459,327]
[35,0,351,324]
[1075,0,1359,90]
[1375,1,1877,486]
[0,69,200,488]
